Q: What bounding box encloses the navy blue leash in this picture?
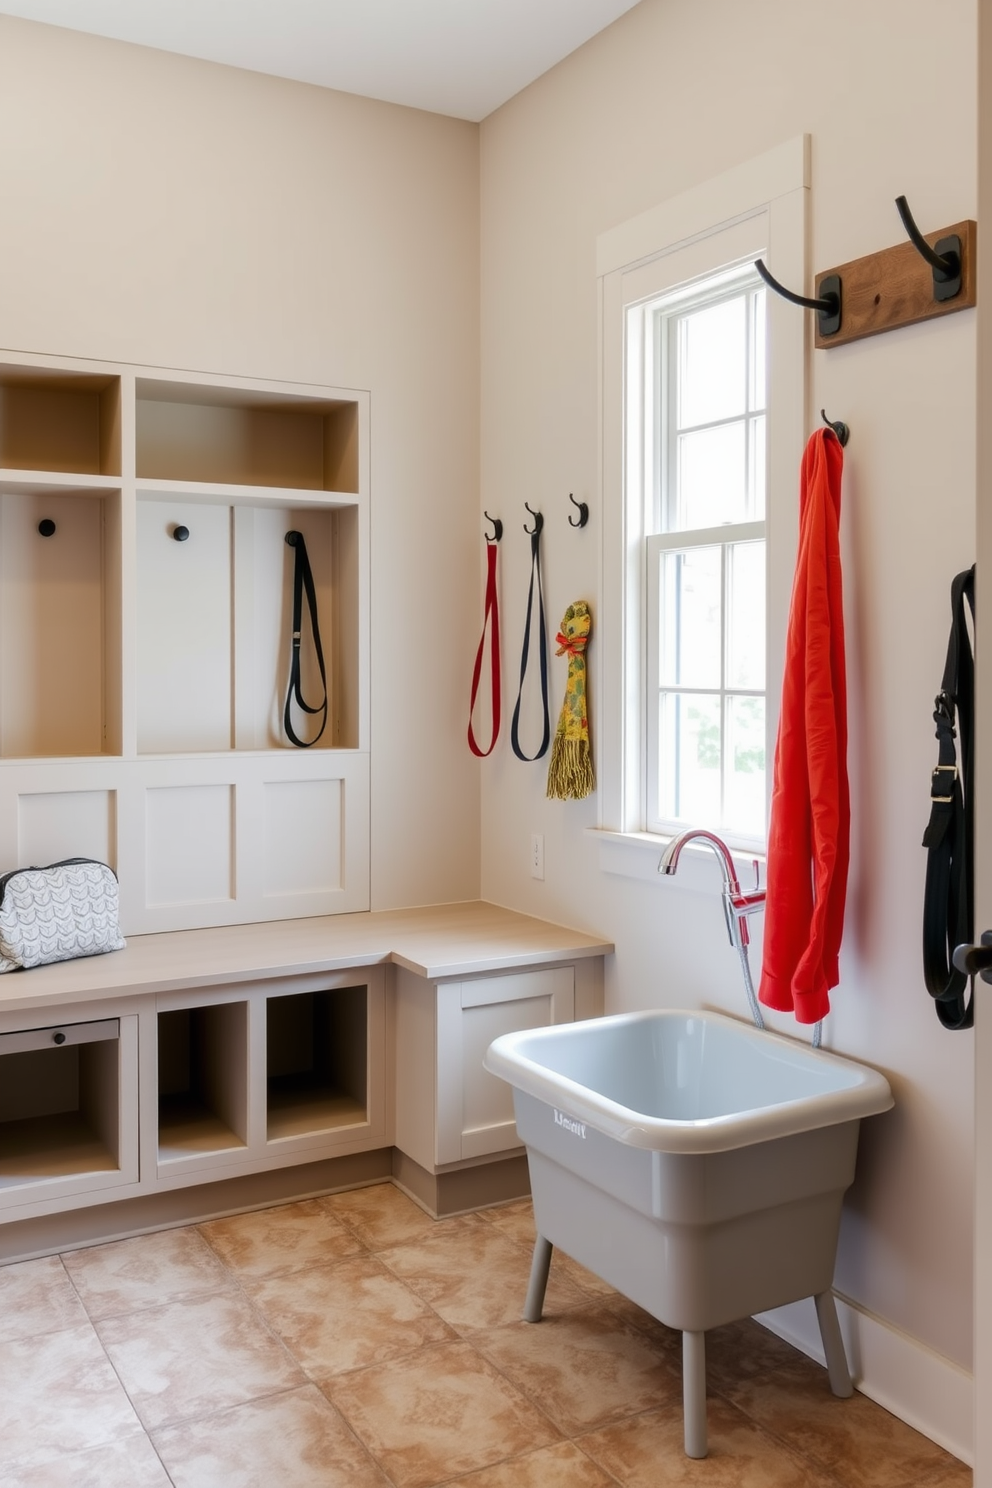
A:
[283,531,328,748]
[510,523,551,761]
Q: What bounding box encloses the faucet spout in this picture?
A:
[659,826,767,1033]
[658,828,765,948]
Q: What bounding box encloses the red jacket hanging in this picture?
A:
[758,428,849,1025]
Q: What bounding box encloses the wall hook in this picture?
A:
[894,196,962,301]
[37,518,56,537]
[820,409,850,447]
[523,502,544,536]
[755,258,842,338]
[172,524,190,542]
[484,510,503,543]
[567,493,589,529]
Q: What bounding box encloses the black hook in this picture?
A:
[821,409,850,447]
[755,258,842,338]
[37,519,56,537]
[484,510,503,543]
[894,196,962,302]
[172,524,190,542]
[523,502,544,536]
[567,493,589,529]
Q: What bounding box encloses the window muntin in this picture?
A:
[642,271,767,845]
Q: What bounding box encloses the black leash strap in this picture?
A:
[922,565,975,1029]
[510,525,551,761]
[283,531,328,748]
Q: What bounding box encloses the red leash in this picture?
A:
[468,540,501,756]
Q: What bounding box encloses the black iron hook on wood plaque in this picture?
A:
[523,502,544,536]
[484,510,503,543]
[755,258,842,338]
[894,195,962,302]
[568,493,589,529]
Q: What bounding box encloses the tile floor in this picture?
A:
[0,1182,973,1487]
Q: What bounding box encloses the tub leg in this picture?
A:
[682,1329,708,1458]
[814,1291,853,1398]
[523,1235,553,1322]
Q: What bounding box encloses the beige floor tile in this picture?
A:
[0,1322,144,1474]
[63,1225,230,1319]
[477,1197,537,1247]
[153,1384,390,1487]
[2,1433,173,1487]
[449,1439,615,1486]
[96,1285,305,1430]
[474,1303,683,1436]
[579,1396,840,1485]
[246,1253,453,1378]
[379,1212,589,1331]
[199,1198,365,1278]
[704,1318,817,1391]
[325,1338,561,1488]
[724,1359,957,1488]
[320,1181,438,1249]
[0,1254,89,1343]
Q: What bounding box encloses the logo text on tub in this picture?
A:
[554,1109,586,1138]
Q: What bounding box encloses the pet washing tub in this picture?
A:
[484,1009,893,1458]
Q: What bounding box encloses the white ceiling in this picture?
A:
[0,0,642,121]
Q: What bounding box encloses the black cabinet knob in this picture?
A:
[52,1030,66,1045]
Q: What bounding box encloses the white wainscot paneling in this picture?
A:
[18,789,116,869]
[263,777,342,896]
[145,783,234,906]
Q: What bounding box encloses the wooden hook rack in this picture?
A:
[813,217,976,350]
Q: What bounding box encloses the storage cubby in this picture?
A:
[0,367,121,476]
[136,497,358,753]
[135,380,359,493]
[266,985,367,1141]
[0,1019,123,1186]
[0,488,122,758]
[157,1003,249,1161]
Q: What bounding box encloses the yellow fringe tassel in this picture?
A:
[547,734,595,801]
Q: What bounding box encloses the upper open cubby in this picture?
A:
[135,379,360,493]
[0,367,121,477]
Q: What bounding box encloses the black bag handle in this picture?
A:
[283,531,328,748]
[922,564,975,1029]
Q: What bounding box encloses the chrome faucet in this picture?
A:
[658,828,765,948]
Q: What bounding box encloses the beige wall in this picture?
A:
[480,0,977,1386]
[0,13,482,912]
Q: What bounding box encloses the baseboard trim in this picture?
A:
[755,1294,973,1467]
[391,1149,531,1218]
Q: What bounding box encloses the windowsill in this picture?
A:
[587,827,765,888]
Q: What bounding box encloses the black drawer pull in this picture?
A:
[52,1031,66,1045]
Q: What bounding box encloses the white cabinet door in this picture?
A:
[435,968,574,1165]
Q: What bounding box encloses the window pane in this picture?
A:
[659,547,722,689]
[726,541,765,688]
[750,289,767,412]
[676,423,746,528]
[725,694,766,838]
[677,298,746,428]
[659,692,721,824]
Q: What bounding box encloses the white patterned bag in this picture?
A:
[0,858,126,973]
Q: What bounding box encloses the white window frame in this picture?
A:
[593,137,809,879]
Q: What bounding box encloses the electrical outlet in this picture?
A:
[531,833,545,880]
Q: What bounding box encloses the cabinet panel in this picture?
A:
[436,969,574,1166]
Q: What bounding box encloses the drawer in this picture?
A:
[0,1018,120,1056]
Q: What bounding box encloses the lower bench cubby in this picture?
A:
[266,985,368,1141]
[0,1015,138,1206]
[158,1002,249,1162]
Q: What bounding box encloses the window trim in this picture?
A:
[592,137,809,877]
